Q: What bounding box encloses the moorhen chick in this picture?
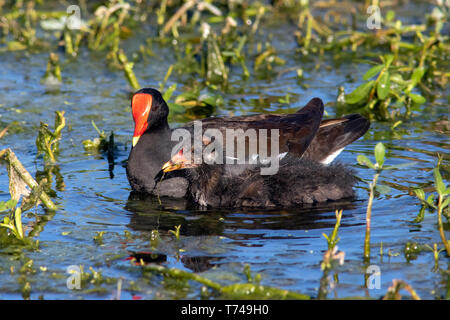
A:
[161,151,358,207]
[126,88,336,196]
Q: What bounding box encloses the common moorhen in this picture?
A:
[158,107,370,207]
[126,88,342,196]
[126,88,189,197]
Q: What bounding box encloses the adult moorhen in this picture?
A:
[159,107,370,207]
[127,88,331,196]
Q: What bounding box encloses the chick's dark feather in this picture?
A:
[185,156,357,208]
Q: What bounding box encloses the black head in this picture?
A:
[131,88,169,147]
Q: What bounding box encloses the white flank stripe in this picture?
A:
[321,148,345,165]
[278,152,288,160]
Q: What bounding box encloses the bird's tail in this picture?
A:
[303,114,370,164]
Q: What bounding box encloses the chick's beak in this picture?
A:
[161,149,190,173]
[161,159,183,173]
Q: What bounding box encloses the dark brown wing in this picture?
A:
[303,114,370,163]
[182,97,324,158]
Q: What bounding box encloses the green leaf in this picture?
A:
[357,155,375,169]
[375,184,391,194]
[53,111,65,140]
[413,188,425,201]
[426,194,435,206]
[345,81,375,104]
[14,207,23,239]
[390,73,408,86]
[175,90,199,104]
[386,10,396,22]
[7,41,27,51]
[0,199,17,212]
[205,33,228,84]
[91,121,105,138]
[391,120,402,130]
[363,65,384,80]
[411,67,425,87]
[434,167,446,195]
[351,59,379,66]
[35,111,66,162]
[377,71,390,100]
[200,93,224,107]
[7,199,17,209]
[408,93,426,104]
[167,102,186,114]
[383,162,418,170]
[163,83,177,102]
[374,142,386,167]
[384,54,394,68]
[442,197,450,210]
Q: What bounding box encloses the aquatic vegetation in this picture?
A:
[335,8,447,120]
[93,231,105,246]
[322,209,343,251]
[1,149,56,210]
[21,281,31,300]
[413,155,450,256]
[383,279,421,300]
[36,111,66,163]
[1,0,447,113]
[168,224,181,241]
[357,142,417,261]
[342,52,435,120]
[295,0,332,52]
[169,87,224,120]
[0,126,8,140]
[142,263,310,300]
[0,112,59,245]
[0,199,16,212]
[0,149,56,245]
[41,52,62,86]
[117,49,140,90]
[87,2,131,52]
[403,241,421,262]
[357,142,387,261]
[319,210,345,299]
[0,199,22,240]
[424,243,445,271]
[82,121,113,153]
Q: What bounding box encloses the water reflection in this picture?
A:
[124,193,363,274]
[125,192,360,237]
[127,250,223,273]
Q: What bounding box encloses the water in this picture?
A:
[0,4,449,300]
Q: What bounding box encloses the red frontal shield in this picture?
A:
[131,93,152,145]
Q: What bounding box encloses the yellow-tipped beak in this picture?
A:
[162,149,192,173]
[161,160,182,173]
[132,136,140,147]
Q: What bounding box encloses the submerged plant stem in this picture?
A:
[437,194,450,256]
[364,172,380,261]
[143,264,309,299]
[144,264,222,291]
